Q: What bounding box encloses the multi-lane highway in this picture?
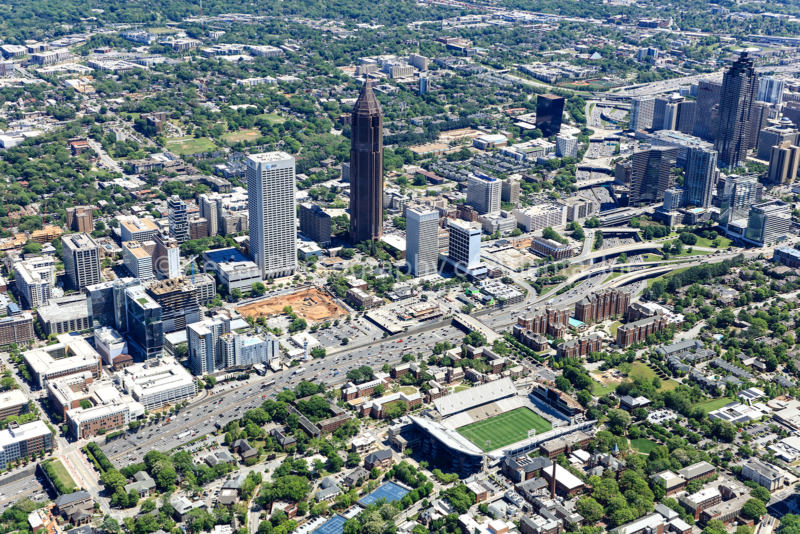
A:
[92,228,770,476]
[98,322,470,468]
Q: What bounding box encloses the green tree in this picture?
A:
[741,499,766,520]
[576,498,604,523]
[103,516,121,534]
[750,486,770,502]
[606,409,631,434]
[251,282,267,296]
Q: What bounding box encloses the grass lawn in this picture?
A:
[257,113,286,124]
[630,438,659,454]
[457,408,552,451]
[629,362,678,391]
[610,321,622,337]
[455,386,471,392]
[692,235,732,248]
[146,27,179,34]
[592,371,619,397]
[222,129,261,145]
[643,232,679,241]
[694,397,732,414]
[398,387,417,395]
[537,284,559,297]
[49,459,77,491]
[165,137,219,155]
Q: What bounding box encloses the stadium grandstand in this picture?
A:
[434,377,523,429]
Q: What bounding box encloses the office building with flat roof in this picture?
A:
[758,76,786,106]
[119,358,197,409]
[202,248,261,293]
[246,152,297,279]
[23,337,102,388]
[512,204,568,233]
[62,233,101,292]
[768,142,800,185]
[125,286,163,360]
[630,96,655,131]
[94,327,128,367]
[36,295,90,336]
[122,241,153,280]
[0,421,52,469]
[153,233,180,280]
[648,130,714,168]
[684,146,718,208]
[467,174,501,215]
[406,206,440,277]
[555,134,578,158]
[447,219,482,272]
[744,200,791,247]
[630,146,677,206]
[757,118,799,161]
[120,217,159,243]
[536,94,565,136]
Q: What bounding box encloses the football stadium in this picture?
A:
[405,379,553,471]
[432,378,552,452]
[396,377,596,475]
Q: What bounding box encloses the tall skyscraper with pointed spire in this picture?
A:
[349,83,384,244]
[715,51,758,169]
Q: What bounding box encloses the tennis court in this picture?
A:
[457,408,552,452]
[313,515,348,534]
[358,481,409,506]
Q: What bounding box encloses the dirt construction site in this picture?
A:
[236,287,349,323]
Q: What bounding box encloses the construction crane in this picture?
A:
[181,254,198,283]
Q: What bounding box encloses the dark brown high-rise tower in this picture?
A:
[349,83,384,244]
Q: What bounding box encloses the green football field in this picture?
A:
[457,408,552,452]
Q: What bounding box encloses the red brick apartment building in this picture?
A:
[616,315,667,348]
[556,334,602,359]
[574,288,631,324]
[318,414,352,433]
[516,305,569,338]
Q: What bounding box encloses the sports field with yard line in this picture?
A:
[457,408,552,451]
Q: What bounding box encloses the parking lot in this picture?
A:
[0,475,47,513]
[313,318,380,349]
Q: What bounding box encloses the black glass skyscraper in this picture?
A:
[535,94,565,137]
[715,52,758,168]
